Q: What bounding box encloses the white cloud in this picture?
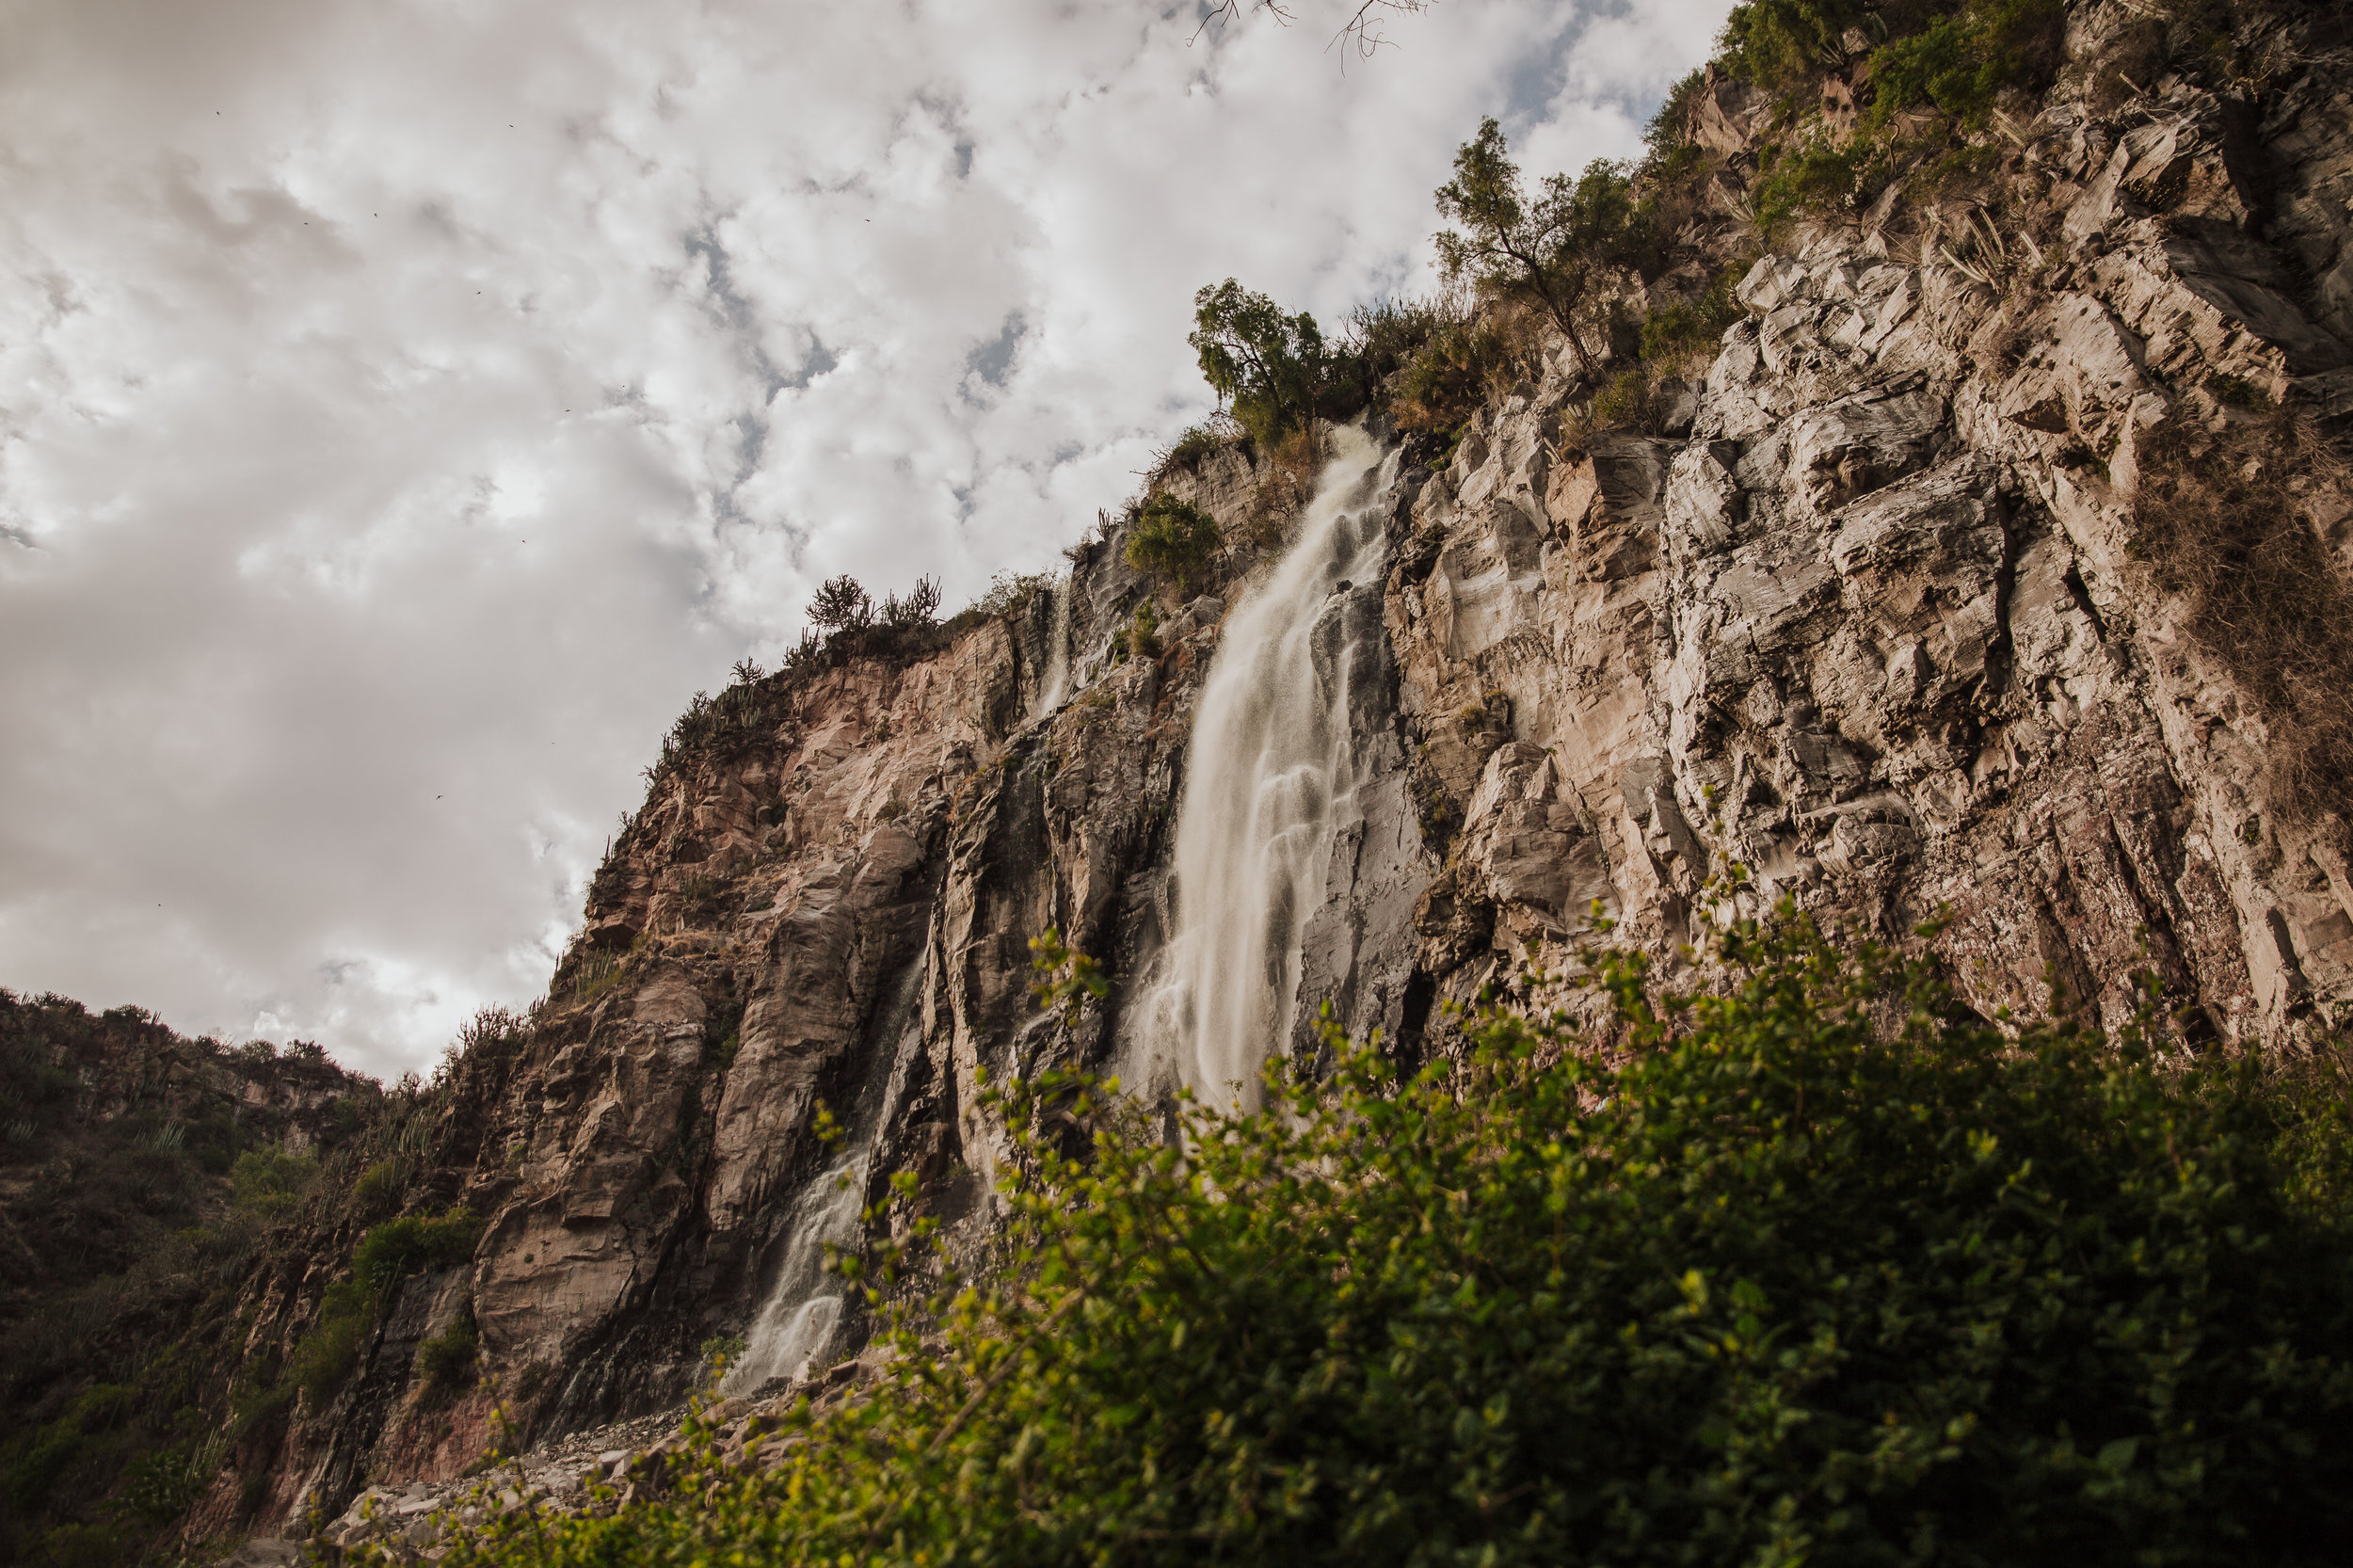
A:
[0,0,1730,1079]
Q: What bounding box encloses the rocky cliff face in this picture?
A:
[1393,0,2353,1055]
[218,0,2353,1533]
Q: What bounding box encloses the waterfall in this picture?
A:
[1032,574,1072,718]
[721,1146,867,1394]
[1131,424,1397,1107]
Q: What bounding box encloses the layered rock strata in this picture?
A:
[221,0,2353,1534]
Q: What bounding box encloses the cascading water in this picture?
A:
[721,1146,868,1394]
[722,432,1392,1391]
[1131,424,1398,1107]
[1031,574,1072,718]
[722,968,914,1396]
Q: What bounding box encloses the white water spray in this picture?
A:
[722,1148,866,1394]
[1131,424,1396,1106]
[1031,574,1072,718]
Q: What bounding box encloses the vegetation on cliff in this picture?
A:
[399,910,2353,1566]
[0,994,537,1566]
[0,994,376,1563]
[15,1,2353,1560]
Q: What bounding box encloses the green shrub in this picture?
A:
[1865,0,2066,128]
[32,1522,124,1568]
[955,568,1051,629]
[417,1315,479,1393]
[287,1207,482,1409]
[697,1333,747,1384]
[1721,0,1879,87]
[289,1279,373,1409]
[229,1146,317,1224]
[349,1156,406,1219]
[226,1379,295,1441]
[1108,602,1160,664]
[4,1423,84,1512]
[1641,263,1751,364]
[1390,317,1520,444]
[354,1207,482,1293]
[1159,422,1230,473]
[1753,134,1886,232]
[1124,494,1221,594]
[115,1439,219,1525]
[1583,366,1680,435]
[1328,294,1463,413]
[408,913,2353,1567]
[1641,67,1709,159]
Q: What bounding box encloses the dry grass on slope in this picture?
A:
[2132,402,2353,824]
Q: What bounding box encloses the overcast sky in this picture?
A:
[0,0,1729,1080]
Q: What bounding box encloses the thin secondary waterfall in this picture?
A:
[722,1146,867,1394]
[1032,574,1072,717]
[1133,424,1397,1107]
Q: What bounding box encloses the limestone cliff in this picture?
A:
[164,0,2353,1539]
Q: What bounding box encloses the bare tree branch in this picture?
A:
[1193,0,1433,60]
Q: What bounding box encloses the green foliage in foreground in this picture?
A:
[408,915,2353,1566]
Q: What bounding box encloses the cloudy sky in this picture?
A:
[0,0,1729,1080]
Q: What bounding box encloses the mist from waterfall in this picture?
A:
[1131,424,1397,1108]
[721,1146,867,1394]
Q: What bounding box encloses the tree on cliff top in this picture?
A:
[1433,117,1653,376]
[806,574,873,635]
[1189,279,1329,449]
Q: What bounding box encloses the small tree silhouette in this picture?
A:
[882,576,942,629]
[1189,280,1328,448]
[808,574,873,634]
[1433,118,1653,376]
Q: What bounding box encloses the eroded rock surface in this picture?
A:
[222,0,2353,1536]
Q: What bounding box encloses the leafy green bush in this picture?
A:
[1109,601,1160,664]
[409,913,2353,1567]
[289,1279,373,1409]
[1865,0,2065,128]
[114,1439,219,1525]
[229,1146,316,1224]
[349,1156,406,1220]
[1752,134,1888,232]
[1721,0,1879,87]
[950,569,1052,634]
[1641,263,1751,365]
[1584,366,1680,434]
[1389,317,1520,445]
[1158,422,1231,474]
[1326,294,1463,415]
[1641,67,1710,160]
[288,1207,482,1409]
[417,1315,479,1393]
[30,1521,123,1568]
[1124,494,1222,594]
[354,1207,482,1293]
